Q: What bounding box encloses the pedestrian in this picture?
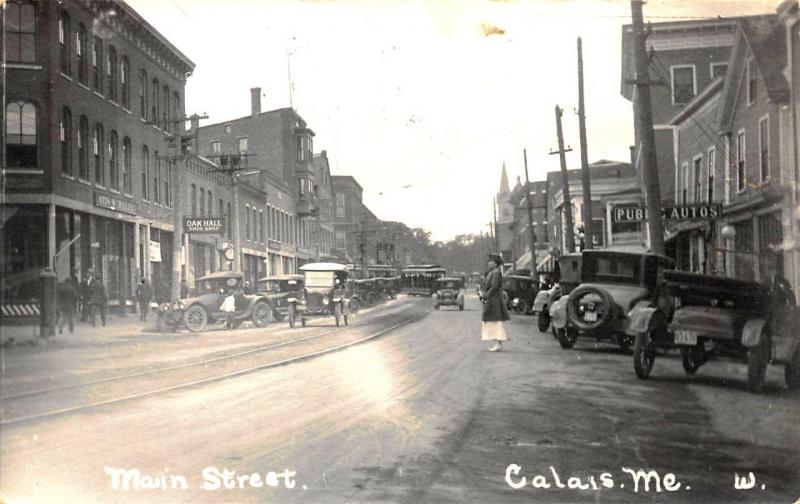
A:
[90,275,108,327]
[480,253,509,352]
[57,278,78,334]
[80,268,94,322]
[220,288,237,329]
[135,278,153,322]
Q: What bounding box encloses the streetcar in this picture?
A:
[401,265,447,296]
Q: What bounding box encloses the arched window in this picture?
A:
[120,56,130,109]
[6,1,37,63]
[92,36,102,92]
[108,130,119,190]
[60,107,72,175]
[162,84,170,133]
[59,11,70,75]
[76,23,87,84]
[139,69,147,119]
[93,123,104,185]
[122,136,132,194]
[191,184,197,215]
[199,186,205,217]
[78,115,89,180]
[151,78,159,124]
[142,145,150,200]
[207,190,212,216]
[107,45,117,101]
[5,101,37,169]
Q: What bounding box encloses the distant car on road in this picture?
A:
[159,271,273,332]
[550,249,674,352]
[432,277,465,311]
[257,274,305,321]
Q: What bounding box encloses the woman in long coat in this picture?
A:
[481,254,509,351]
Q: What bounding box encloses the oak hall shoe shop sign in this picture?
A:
[183,217,226,235]
[613,204,721,223]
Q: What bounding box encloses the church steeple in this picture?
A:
[499,162,510,195]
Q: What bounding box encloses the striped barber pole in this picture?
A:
[1,303,41,317]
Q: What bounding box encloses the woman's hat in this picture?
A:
[487,253,504,266]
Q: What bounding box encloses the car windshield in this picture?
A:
[439,281,458,289]
[584,254,641,284]
[305,271,334,288]
[259,280,280,293]
[196,278,236,294]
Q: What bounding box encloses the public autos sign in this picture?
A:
[183,217,226,234]
[612,204,721,223]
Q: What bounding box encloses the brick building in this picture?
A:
[507,178,549,272]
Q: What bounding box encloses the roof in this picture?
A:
[499,163,510,194]
[258,274,304,282]
[300,262,349,272]
[197,271,242,281]
[437,277,465,282]
[583,248,672,261]
[331,175,363,192]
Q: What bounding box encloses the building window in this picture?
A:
[336,193,346,218]
[245,205,251,241]
[162,85,170,132]
[737,130,746,193]
[139,70,147,119]
[151,78,159,124]
[707,147,715,203]
[671,66,695,105]
[122,137,132,194]
[336,231,346,250]
[227,203,232,239]
[5,101,37,170]
[108,130,119,190]
[206,190,212,216]
[710,62,727,80]
[60,107,72,176]
[93,123,104,185]
[693,155,702,204]
[76,24,87,84]
[199,187,206,218]
[5,1,37,63]
[165,161,173,207]
[77,115,89,180]
[142,145,150,200]
[107,45,117,101]
[92,36,102,93]
[191,184,197,216]
[173,92,181,130]
[121,56,130,109]
[238,137,248,154]
[211,141,221,154]
[747,58,757,105]
[153,151,161,203]
[680,162,689,204]
[759,117,770,183]
[59,11,70,75]
[260,210,265,242]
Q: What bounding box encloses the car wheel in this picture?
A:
[251,301,272,328]
[334,303,342,326]
[633,315,663,379]
[514,299,529,315]
[537,311,551,332]
[785,347,800,390]
[617,335,632,354]
[367,293,378,306]
[182,305,208,332]
[349,298,361,313]
[747,328,771,392]
[681,349,704,375]
[288,304,296,329]
[557,327,578,349]
[566,286,615,332]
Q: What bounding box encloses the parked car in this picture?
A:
[158,271,273,332]
[432,277,465,311]
[288,263,350,328]
[534,254,582,331]
[257,274,304,321]
[502,275,538,315]
[550,249,674,351]
[627,270,800,391]
[353,278,380,306]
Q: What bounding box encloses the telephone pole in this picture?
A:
[523,149,537,273]
[550,106,575,253]
[577,37,593,250]
[630,0,665,255]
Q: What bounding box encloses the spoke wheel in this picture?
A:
[557,327,578,349]
[182,305,208,332]
[515,300,529,315]
[633,330,656,379]
[681,350,704,375]
[251,301,272,328]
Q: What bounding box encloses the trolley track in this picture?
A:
[1,302,430,426]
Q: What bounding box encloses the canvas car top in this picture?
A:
[196,271,243,281]
[258,274,304,282]
[299,262,348,272]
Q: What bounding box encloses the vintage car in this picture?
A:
[367,265,401,299]
[432,277,465,311]
[534,254,582,332]
[157,271,274,332]
[502,274,538,315]
[551,249,674,351]
[352,278,380,306]
[256,274,304,321]
[627,271,800,391]
[288,263,350,328]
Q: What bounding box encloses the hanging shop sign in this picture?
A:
[183,217,226,234]
[149,240,162,262]
[94,192,137,216]
[612,204,721,223]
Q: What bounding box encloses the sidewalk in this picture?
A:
[0,312,157,349]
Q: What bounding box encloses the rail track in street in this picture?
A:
[1,300,430,427]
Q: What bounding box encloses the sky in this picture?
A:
[126,0,776,241]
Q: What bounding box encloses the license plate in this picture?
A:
[584,311,597,322]
[674,330,697,345]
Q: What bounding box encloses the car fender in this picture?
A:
[741,318,766,348]
[550,297,568,329]
[625,302,658,336]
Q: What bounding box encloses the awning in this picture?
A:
[514,250,532,270]
[536,253,554,273]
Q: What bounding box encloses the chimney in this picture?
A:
[251,87,261,117]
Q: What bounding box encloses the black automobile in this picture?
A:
[502,275,539,315]
[257,274,305,321]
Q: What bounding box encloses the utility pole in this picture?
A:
[523,149,537,273]
[550,106,576,253]
[630,0,665,255]
[492,197,500,253]
[577,37,593,250]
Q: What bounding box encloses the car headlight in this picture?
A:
[512,298,519,306]
[322,296,329,305]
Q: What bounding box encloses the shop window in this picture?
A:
[92,36,102,93]
[61,107,73,176]
[107,45,117,101]
[78,115,89,180]
[59,11,70,75]
[122,137,132,194]
[93,123,104,185]
[142,145,150,200]
[121,56,130,109]
[6,1,37,63]
[5,101,37,170]
[76,23,87,84]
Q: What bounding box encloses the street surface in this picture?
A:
[1,293,799,503]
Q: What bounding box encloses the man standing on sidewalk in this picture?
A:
[80,268,94,322]
[135,278,152,322]
[90,275,108,327]
[57,278,78,334]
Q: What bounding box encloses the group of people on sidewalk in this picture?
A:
[55,269,154,334]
